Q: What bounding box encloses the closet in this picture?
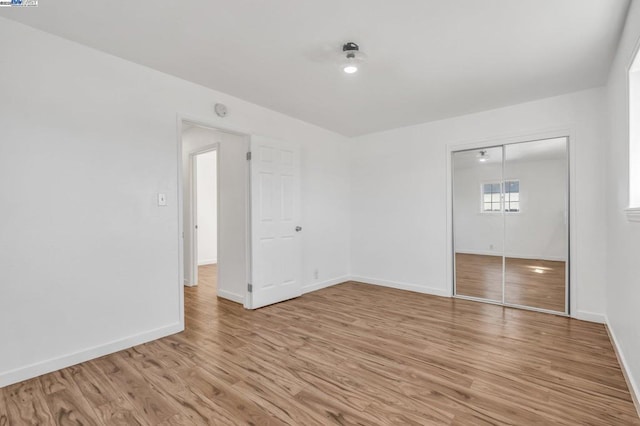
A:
[452,137,569,314]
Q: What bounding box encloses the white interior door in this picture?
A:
[248,135,302,309]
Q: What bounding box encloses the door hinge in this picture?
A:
[247,283,253,293]
[246,151,252,161]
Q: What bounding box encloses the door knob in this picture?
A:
[295,226,302,232]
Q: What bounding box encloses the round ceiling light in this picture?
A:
[342,42,366,74]
[344,64,358,74]
[477,150,490,162]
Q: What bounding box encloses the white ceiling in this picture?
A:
[1,1,629,136]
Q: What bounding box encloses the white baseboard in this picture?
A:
[350,275,451,298]
[217,289,244,304]
[302,275,350,294]
[184,279,196,287]
[605,316,640,418]
[572,310,606,324]
[0,322,183,388]
[455,250,566,262]
[455,249,503,257]
[197,259,217,266]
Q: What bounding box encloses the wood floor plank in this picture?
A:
[39,370,73,396]
[156,413,197,426]
[43,388,100,426]
[299,347,457,424]
[68,363,119,409]
[116,352,237,426]
[0,386,9,426]
[4,379,55,425]
[179,366,287,425]
[92,355,177,424]
[39,364,103,426]
[288,338,461,423]
[94,396,147,426]
[0,264,638,425]
[292,388,379,425]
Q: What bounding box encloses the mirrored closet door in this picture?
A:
[452,137,569,315]
[452,146,504,304]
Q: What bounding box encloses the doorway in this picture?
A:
[181,121,250,305]
[452,137,570,315]
[192,149,218,289]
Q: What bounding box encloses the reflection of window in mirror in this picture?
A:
[481,180,520,213]
[504,180,520,212]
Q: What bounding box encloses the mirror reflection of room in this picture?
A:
[453,146,504,304]
[453,137,568,314]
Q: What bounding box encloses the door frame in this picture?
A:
[176,115,253,330]
[188,144,219,288]
[445,127,576,317]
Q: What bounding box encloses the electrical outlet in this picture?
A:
[489,244,494,250]
[313,269,319,280]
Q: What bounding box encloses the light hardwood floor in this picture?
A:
[455,253,567,312]
[1,264,638,425]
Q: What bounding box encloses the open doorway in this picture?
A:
[192,149,218,289]
[181,120,250,305]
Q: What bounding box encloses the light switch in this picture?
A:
[158,193,167,206]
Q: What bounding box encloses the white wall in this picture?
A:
[605,0,640,408]
[630,57,640,208]
[350,88,608,320]
[453,157,568,261]
[182,127,248,303]
[0,18,351,387]
[196,150,217,265]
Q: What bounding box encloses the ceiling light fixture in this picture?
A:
[477,150,490,162]
[344,64,358,74]
[342,42,366,74]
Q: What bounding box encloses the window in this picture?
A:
[482,183,502,212]
[481,180,520,213]
[504,181,520,212]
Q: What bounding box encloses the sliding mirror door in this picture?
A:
[453,146,504,303]
[503,138,568,314]
[452,137,569,315]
